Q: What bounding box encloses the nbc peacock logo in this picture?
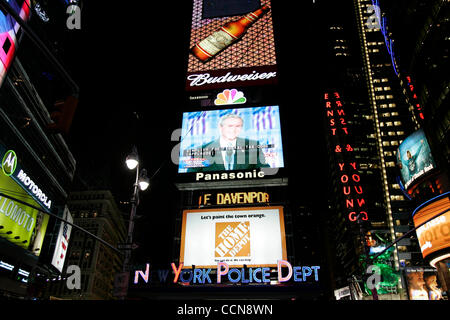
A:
[214,89,247,106]
[214,221,250,258]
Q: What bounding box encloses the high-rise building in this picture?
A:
[319,0,431,298]
[0,0,78,299]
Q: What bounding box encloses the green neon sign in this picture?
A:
[1,150,17,176]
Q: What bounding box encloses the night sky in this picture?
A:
[54,2,330,265]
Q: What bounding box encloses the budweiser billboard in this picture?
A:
[186,0,277,91]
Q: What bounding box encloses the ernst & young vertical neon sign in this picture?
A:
[324,91,369,222]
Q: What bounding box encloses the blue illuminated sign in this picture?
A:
[133,260,321,285]
[371,0,399,76]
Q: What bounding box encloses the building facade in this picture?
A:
[45,190,126,300]
[0,0,78,299]
[320,0,434,298]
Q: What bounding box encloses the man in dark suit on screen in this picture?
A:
[187,113,269,172]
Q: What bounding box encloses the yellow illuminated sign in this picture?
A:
[199,191,269,206]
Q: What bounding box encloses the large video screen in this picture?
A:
[186,0,277,90]
[413,194,450,261]
[405,267,444,300]
[396,129,436,190]
[0,0,31,87]
[178,106,284,173]
[180,206,287,268]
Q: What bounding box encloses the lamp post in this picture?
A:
[121,146,149,297]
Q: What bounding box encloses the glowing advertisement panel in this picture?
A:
[413,194,450,261]
[186,0,277,91]
[0,145,50,256]
[51,206,73,273]
[0,168,49,256]
[396,129,436,190]
[0,0,31,87]
[178,106,284,173]
[180,206,287,268]
[405,267,444,300]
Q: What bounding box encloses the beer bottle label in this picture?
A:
[196,28,236,57]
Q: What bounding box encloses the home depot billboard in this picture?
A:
[180,206,287,268]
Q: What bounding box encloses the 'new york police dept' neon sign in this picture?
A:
[134,261,320,285]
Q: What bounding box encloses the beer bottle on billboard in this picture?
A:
[191,6,270,62]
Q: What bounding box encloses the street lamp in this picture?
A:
[122,146,149,287]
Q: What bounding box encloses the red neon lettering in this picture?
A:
[327,110,334,117]
[352,174,360,182]
[348,211,369,222]
[335,145,342,153]
[349,162,357,170]
[338,163,345,171]
[343,186,350,195]
[361,211,368,220]
[357,198,366,207]
[326,101,331,108]
[342,127,348,134]
[346,144,353,152]
[171,262,184,283]
[336,101,343,107]
[346,199,354,208]
[337,109,345,116]
[340,118,347,125]
[330,119,335,126]
[354,185,363,194]
[331,128,337,135]
[341,175,348,183]
[334,92,340,99]
[324,93,329,100]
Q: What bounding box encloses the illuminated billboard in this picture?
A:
[178,106,284,173]
[413,193,450,263]
[0,0,31,87]
[0,146,50,256]
[51,206,73,273]
[404,267,444,300]
[186,0,277,91]
[396,129,436,190]
[180,206,287,268]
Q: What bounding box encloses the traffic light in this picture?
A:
[46,95,78,135]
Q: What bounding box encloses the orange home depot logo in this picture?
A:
[215,221,250,258]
